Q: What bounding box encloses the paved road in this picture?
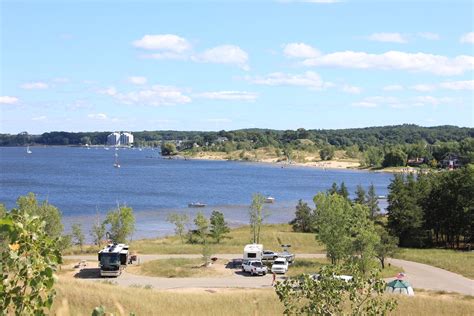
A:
[65,254,474,295]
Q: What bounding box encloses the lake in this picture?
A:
[0,146,393,239]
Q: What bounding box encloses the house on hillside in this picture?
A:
[407,157,426,167]
[440,153,462,169]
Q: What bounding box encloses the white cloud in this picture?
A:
[353,95,457,109]
[196,91,258,101]
[460,32,474,44]
[32,116,47,121]
[418,32,440,40]
[439,80,474,90]
[102,85,191,106]
[299,50,474,76]
[0,96,19,104]
[21,82,49,89]
[248,71,332,90]
[132,34,191,52]
[341,85,361,94]
[383,85,404,91]
[352,96,400,108]
[410,84,436,92]
[88,113,108,120]
[194,45,249,70]
[283,43,320,58]
[128,76,147,85]
[367,33,407,43]
[413,96,454,106]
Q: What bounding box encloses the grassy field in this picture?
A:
[52,278,474,316]
[285,258,403,279]
[127,258,230,278]
[130,224,325,255]
[394,248,474,279]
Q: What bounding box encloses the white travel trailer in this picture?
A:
[243,244,263,260]
[98,243,129,277]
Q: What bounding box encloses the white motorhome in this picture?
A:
[243,244,263,260]
[98,243,129,277]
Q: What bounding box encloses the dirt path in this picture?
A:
[64,254,473,295]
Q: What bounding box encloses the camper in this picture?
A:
[98,243,129,277]
[243,244,263,260]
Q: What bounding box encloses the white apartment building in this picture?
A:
[106,132,134,146]
[120,132,134,146]
[106,132,121,146]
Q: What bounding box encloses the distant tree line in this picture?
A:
[387,165,473,249]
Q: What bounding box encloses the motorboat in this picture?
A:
[188,202,206,208]
[264,196,275,203]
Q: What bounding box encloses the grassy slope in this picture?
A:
[127,258,228,278]
[53,278,474,316]
[394,248,474,279]
[130,224,325,255]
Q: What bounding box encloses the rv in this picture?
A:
[243,244,263,260]
[98,243,129,277]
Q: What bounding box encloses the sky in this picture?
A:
[0,0,473,134]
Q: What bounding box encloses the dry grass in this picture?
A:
[53,278,474,316]
[394,248,474,279]
[130,224,325,255]
[285,258,403,279]
[127,258,230,278]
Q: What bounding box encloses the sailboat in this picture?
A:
[26,146,32,154]
[113,152,121,168]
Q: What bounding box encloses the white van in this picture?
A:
[243,244,263,260]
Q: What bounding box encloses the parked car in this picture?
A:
[242,260,268,276]
[271,258,289,274]
[262,250,295,263]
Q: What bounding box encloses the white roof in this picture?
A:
[244,244,263,252]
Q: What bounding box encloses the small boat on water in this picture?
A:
[26,146,32,154]
[188,202,206,208]
[265,196,275,203]
[113,152,121,168]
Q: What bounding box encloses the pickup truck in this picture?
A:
[242,260,268,276]
[262,250,295,263]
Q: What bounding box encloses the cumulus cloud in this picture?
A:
[418,32,440,40]
[88,113,108,120]
[101,85,191,106]
[194,45,249,70]
[297,49,474,76]
[133,34,191,52]
[439,80,474,90]
[352,101,377,108]
[196,91,258,101]
[367,33,408,43]
[413,96,454,106]
[248,71,332,90]
[283,43,320,58]
[341,85,361,94]
[410,84,436,92]
[383,85,404,91]
[21,82,49,89]
[0,96,19,104]
[353,95,457,109]
[32,116,47,121]
[460,32,474,44]
[128,76,147,85]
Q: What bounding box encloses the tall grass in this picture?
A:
[53,278,474,316]
[130,224,325,255]
[127,258,227,278]
[394,248,474,279]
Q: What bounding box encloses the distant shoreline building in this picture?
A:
[107,132,134,146]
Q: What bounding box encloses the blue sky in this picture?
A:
[1,0,473,134]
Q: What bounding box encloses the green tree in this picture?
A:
[104,205,135,243]
[161,142,177,156]
[80,136,91,145]
[166,212,190,243]
[71,223,85,252]
[209,210,230,243]
[90,214,106,246]
[382,148,408,167]
[319,145,335,161]
[354,185,366,205]
[0,207,62,315]
[375,226,399,269]
[194,212,210,243]
[363,146,384,167]
[248,193,269,244]
[289,200,313,233]
[16,192,63,238]
[367,184,380,219]
[338,181,349,200]
[275,263,397,316]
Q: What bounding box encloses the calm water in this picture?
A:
[0,147,393,238]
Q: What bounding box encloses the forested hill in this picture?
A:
[1,124,472,148]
